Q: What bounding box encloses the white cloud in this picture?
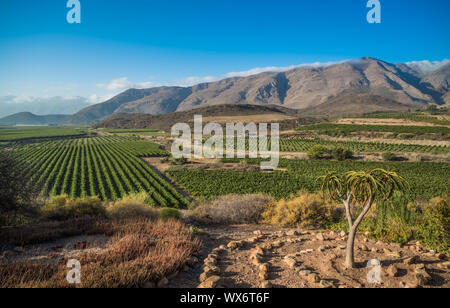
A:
[172,76,217,87]
[97,77,157,91]
[405,59,450,74]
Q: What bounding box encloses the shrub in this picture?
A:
[382,152,397,161]
[306,145,329,159]
[330,147,353,161]
[118,191,155,207]
[418,195,450,253]
[160,208,181,221]
[41,195,106,221]
[107,199,158,220]
[261,192,338,228]
[188,194,273,225]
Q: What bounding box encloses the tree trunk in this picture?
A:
[345,226,357,268]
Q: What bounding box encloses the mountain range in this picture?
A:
[2,57,449,125]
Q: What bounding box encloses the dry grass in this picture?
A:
[188,194,273,225]
[0,218,201,288]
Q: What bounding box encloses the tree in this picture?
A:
[0,151,38,226]
[320,169,407,268]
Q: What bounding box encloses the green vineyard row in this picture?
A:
[11,136,188,208]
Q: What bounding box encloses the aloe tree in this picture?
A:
[320,169,407,269]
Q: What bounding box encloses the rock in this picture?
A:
[142,281,155,288]
[250,255,262,266]
[227,241,238,249]
[260,281,272,288]
[248,237,258,243]
[260,243,272,251]
[253,230,262,236]
[259,271,269,280]
[437,261,450,269]
[307,273,320,284]
[272,240,282,248]
[437,253,448,261]
[317,246,325,252]
[198,276,221,289]
[204,257,217,266]
[219,245,226,250]
[359,245,369,252]
[384,248,401,258]
[283,256,297,269]
[259,264,270,273]
[399,282,407,288]
[286,230,298,236]
[252,246,264,256]
[316,233,325,241]
[204,266,221,276]
[363,238,369,243]
[338,245,346,250]
[319,280,334,288]
[414,266,431,285]
[386,264,400,277]
[300,249,314,254]
[297,270,312,276]
[157,277,169,288]
[371,247,379,253]
[339,231,346,237]
[403,256,419,265]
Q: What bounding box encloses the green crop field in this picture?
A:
[359,112,450,126]
[10,136,188,208]
[167,159,450,201]
[0,126,88,141]
[296,123,450,135]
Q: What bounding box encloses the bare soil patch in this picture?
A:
[337,118,450,128]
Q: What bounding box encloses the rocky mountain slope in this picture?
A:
[67,57,449,124]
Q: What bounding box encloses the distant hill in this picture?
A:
[67,57,449,124]
[94,104,308,131]
[0,112,69,125]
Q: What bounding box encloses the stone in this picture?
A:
[259,271,269,280]
[204,257,217,266]
[219,245,226,250]
[339,231,347,237]
[227,241,238,249]
[198,276,221,289]
[414,266,431,285]
[157,277,169,288]
[386,264,400,277]
[250,255,262,266]
[297,270,312,276]
[437,253,448,261]
[283,256,297,269]
[204,266,221,276]
[359,245,369,252]
[286,230,298,236]
[253,230,262,236]
[403,256,419,265]
[248,237,258,243]
[307,273,320,284]
[316,233,325,241]
[260,243,272,251]
[300,249,314,254]
[259,264,270,273]
[371,247,379,253]
[272,240,282,248]
[260,281,272,288]
[319,280,334,288]
[338,245,346,250]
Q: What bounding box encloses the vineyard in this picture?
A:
[233,138,450,154]
[0,126,88,141]
[166,159,450,201]
[10,136,188,208]
[296,123,450,135]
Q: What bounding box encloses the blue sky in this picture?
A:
[0,0,449,102]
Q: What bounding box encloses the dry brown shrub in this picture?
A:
[188,194,273,225]
[0,218,201,288]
